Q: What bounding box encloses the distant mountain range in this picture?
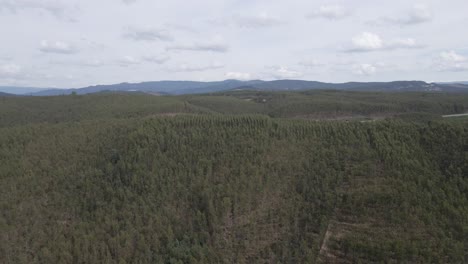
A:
[1,80,468,96]
[0,86,52,95]
[437,81,468,85]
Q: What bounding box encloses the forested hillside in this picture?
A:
[0,92,467,263]
[1,90,468,127]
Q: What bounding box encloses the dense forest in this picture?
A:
[1,90,468,127]
[1,91,467,263]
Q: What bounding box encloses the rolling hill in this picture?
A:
[1,90,468,128]
[1,91,467,263]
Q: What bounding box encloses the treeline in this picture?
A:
[1,116,467,263]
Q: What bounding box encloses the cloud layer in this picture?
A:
[167,41,229,53]
[370,5,433,26]
[0,0,466,87]
[306,5,350,20]
[123,26,173,42]
[233,13,284,28]
[0,63,22,78]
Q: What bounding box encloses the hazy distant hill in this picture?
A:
[437,81,468,85]
[236,80,468,92]
[32,80,264,96]
[0,86,49,95]
[19,79,468,96]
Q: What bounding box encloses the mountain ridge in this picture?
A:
[4,80,468,96]
[0,86,52,95]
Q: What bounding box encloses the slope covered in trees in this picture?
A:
[1,90,468,127]
[0,92,467,263]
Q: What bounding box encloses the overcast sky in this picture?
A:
[0,0,467,88]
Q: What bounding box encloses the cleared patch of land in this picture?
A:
[442,113,468,117]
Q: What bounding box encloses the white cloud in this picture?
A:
[348,32,423,52]
[435,50,468,72]
[40,40,78,54]
[352,63,377,75]
[84,59,104,67]
[168,62,224,72]
[306,5,350,20]
[0,63,22,78]
[440,50,466,63]
[388,38,421,49]
[268,66,303,79]
[48,58,105,68]
[142,55,169,64]
[299,59,324,68]
[118,55,169,67]
[0,0,76,20]
[167,38,229,53]
[118,56,141,67]
[351,32,384,51]
[123,26,173,42]
[233,13,283,28]
[122,0,137,4]
[0,55,13,61]
[405,5,433,25]
[225,72,252,80]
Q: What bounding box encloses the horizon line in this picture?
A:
[2,79,467,90]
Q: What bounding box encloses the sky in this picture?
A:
[0,0,467,88]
